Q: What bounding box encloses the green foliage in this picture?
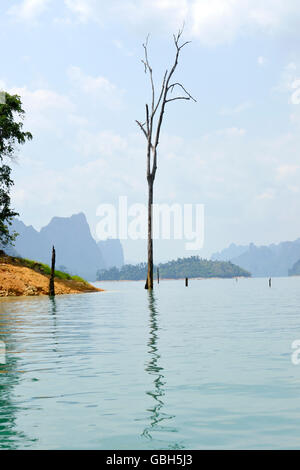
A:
[0,165,18,246]
[0,92,32,246]
[21,258,87,283]
[97,263,147,281]
[71,275,88,284]
[0,93,33,161]
[97,256,251,281]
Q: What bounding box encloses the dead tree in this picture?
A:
[136,28,196,290]
[49,245,56,297]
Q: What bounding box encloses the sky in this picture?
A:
[1,0,300,263]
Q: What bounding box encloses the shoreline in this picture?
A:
[97,276,249,282]
[0,253,104,297]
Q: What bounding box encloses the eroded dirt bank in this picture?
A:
[0,253,103,297]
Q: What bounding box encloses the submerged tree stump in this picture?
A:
[49,246,56,297]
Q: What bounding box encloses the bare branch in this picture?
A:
[179,40,191,50]
[141,59,147,73]
[173,29,183,48]
[173,24,191,51]
[145,104,150,135]
[153,69,168,116]
[137,28,196,180]
[168,82,197,102]
[153,34,182,150]
[142,35,155,114]
[165,96,191,103]
[135,120,148,139]
[136,120,155,152]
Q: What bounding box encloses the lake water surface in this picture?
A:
[1,277,300,449]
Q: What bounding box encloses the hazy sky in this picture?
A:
[2,0,300,262]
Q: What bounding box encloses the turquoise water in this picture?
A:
[1,277,300,450]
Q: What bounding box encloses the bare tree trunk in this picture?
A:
[136,29,196,291]
[49,245,56,297]
[145,178,154,290]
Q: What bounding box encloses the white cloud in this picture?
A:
[190,0,300,45]
[68,66,123,109]
[219,127,246,137]
[257,56,267,66]
[64,0,93,23]
[61,0,300,46]
[113,39,134,57]
[10,121,300,257]
[64,0,188,29]
[75,130,128,158]
[279,63,300,99]
[9,0,300,45]
[219,101,252,115]
[287,185,300,194]
[8,0,51,21]
[11,131,145,227]
[191,0,242,45]
[203,127,246,139]
[7,85,75,133]
[257,189,275,200]
[276,164,300,179]
[276,63,300,125]
[290,79,300,105]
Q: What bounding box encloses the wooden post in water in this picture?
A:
[185,277,188,287]
[157,268,160,284]
[49,246,56,297]
[269,277,272,288]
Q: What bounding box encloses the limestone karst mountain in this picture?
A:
[97,239,124,269]
[8,213,124,281]
[212,240,300,277]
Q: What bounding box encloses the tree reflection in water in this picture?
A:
[142,291,183,448]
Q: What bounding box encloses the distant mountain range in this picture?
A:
[3,213,124,281]
[212,240,300,277]
[5,214,300,279]
[211,243,249,261]
[97,239,124,270]
[289,259,300,276]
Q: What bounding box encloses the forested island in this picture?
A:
[97,256,251,281]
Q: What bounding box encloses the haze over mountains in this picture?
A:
[7,213,124,281]
[212,240,300,277]
[4,212,300,279]
[97,239,124,270]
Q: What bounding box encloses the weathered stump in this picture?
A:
[49,246,56,297]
